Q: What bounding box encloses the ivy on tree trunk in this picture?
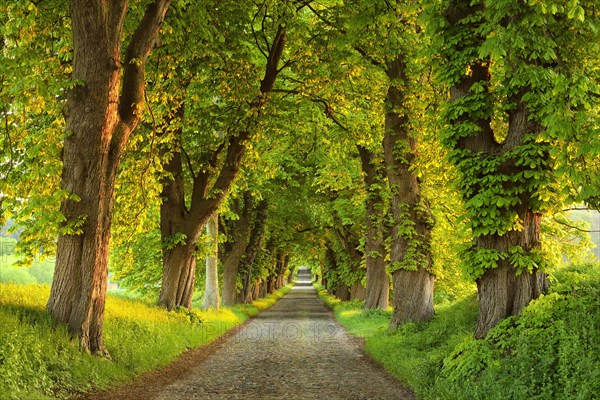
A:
[383,57,435,328]
[436,0,553,338]
[358,145,389,310]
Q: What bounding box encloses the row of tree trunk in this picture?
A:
[220,194,273,305]
[324,19,548,338]
[47,5,288,354]
[320,57,436,328]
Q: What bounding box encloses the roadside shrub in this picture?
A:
[431,263,600,400]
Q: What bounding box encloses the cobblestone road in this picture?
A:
[155,269,414,400]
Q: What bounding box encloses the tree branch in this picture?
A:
[191,140,226,202]
[305,3,381,67]
[260,24,286,93]
[187,131,250,233]
[553,216,600,233]
[251,3,269,60]
[117,0,170,131]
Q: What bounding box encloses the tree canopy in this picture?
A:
[0,0,598,351]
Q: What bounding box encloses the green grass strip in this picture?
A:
[0,283,293,399]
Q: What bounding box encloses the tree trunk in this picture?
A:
[158,25,286,310]
[158,131,249,309]
[250,280,261,302]
[239,200,268,304]
[260,281,268,298]
[221,198,252,306]
[358,146,389,310]
[202,213,220,309]
[350,283,365,301]
[383,57,435,327]
[158,243,197,310]
[443,1,550,338]
[389,269,435,328]
[157,147,199,310]
[474,210,547,338]
[267,275,276,294]
[335,284,351,301]
[47,0,170,355]
[363,254,388,308]
[275,253,289,290]
[332,217,365,299]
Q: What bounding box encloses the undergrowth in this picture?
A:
[430,263,600,400]
[316,262,600,400]
[0,283,292,399]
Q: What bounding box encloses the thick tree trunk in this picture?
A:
[474,210,547,338]
[221,200,252,306]
[260,281,268,298]
[389,269,435,328]
[47,0,169,355]
[158,244,197,310]
[48,163,115,355]
[267,275,276,294]
[157,149,199,310]
[358,146,389,310]
[250,280,261,302]
[443,2,550,338]
[363,255,387,308]
[221,248,245,305]
[202,213,220,309]
[274,253,289,290]
[383,57,435,327]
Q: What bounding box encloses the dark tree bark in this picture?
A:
[445,1,548,338]
[158,128,248,310]
[47,0,170,355]
[221,194,252,306]
[357,145,390,310]
[266,274,276,294]
[383,57,436,329]
[332,218,365,300]
[157,26,286,310]
[275,253,290,289]
[239,200,268,304]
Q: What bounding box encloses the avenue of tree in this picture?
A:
[0,0,598,354]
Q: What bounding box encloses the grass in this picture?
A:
[0,282,293,400]
[315,284,478,398]
[316,262,600,400]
